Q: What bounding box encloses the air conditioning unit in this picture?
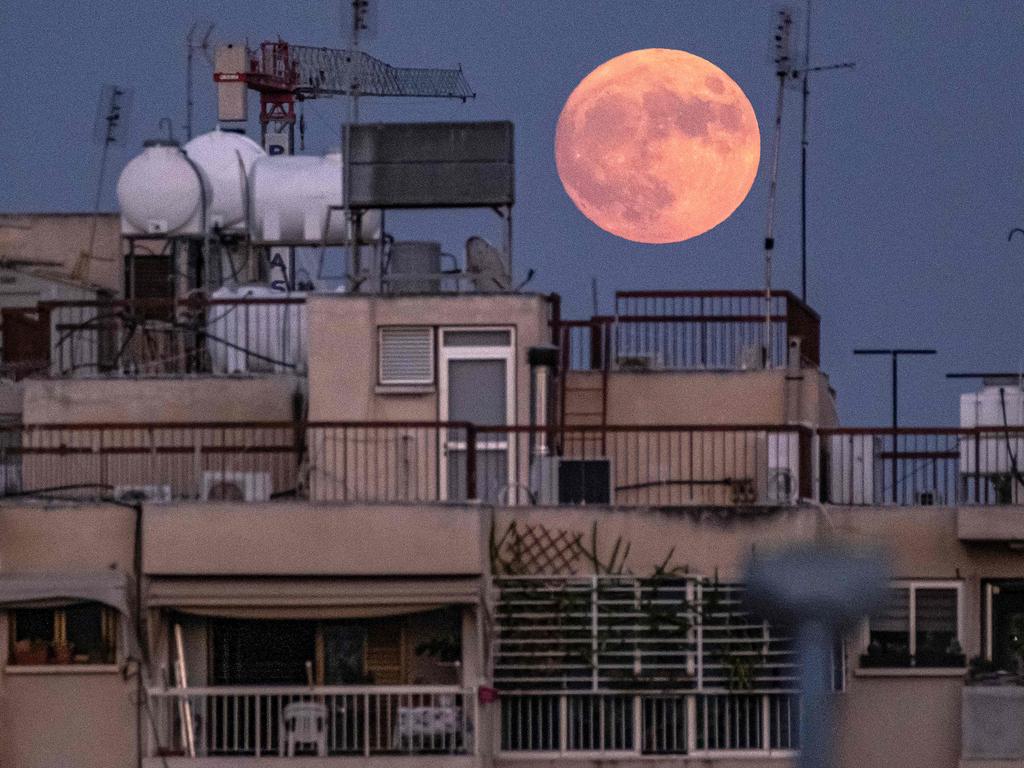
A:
[201,471,272,502]
[828,434,883,505]
[529,456,612,505]
[738,344,765,371]
[762,432,800,504]
[615,353,661,372]
[914,490,943,506]
[113,484,173,504]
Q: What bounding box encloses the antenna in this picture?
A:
[790,0,854,303]
[854,347,937,503]
[185,21,215,141]
[76,85,133,282]
[761,7,793,368]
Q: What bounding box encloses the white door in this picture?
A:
[439,328,515,502]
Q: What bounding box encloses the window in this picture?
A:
[9,602,117,666]
[863,581,963,668]
[378,326,434,385]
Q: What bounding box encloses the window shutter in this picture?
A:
[379,327,434,384]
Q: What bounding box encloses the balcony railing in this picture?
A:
[821,427,1024,506]
[0,422,811,507]
[555,290,820,373]
[499,692,799,756]
[25,295,307,377]
[147,685,475,758]
[2,421,1021,508]
[493,575,803,757]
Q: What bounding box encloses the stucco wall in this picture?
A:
[0,213,123,294]
[143,502,483,576]
[22,375,301,425]
[0,669,136,768]
[306,293,552,424]
[598,368,837,427]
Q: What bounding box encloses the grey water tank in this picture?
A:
[387,241,442,294]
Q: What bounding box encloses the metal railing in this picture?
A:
[498,692,799,755]
[0,422,811,507]
[36,295,306,377]
[3,421,1023,508]
[821,427,1024,506]
[147,685,475,758]
[555,290,820,373]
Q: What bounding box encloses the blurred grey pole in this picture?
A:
[745,545,887,768]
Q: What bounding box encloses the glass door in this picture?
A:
[439,329,514,503]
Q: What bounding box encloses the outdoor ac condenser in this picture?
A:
[529,456,612,505]
[200,471,272,502]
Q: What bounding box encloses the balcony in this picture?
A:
[5,296,306,379]
[556,290,820,373]
[145,685,476,764]
[0,422,812,507]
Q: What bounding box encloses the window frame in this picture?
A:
[377,325,436,386]
[8,603,118,667]
[862,579,964,666]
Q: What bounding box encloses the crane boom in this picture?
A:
[289,45,474,99]
[214,39,474,152]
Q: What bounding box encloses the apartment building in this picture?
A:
[0,275,1021,768]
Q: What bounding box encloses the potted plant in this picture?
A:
[860,639,911,668]
[12,638,49,665]
[51,641,74,665]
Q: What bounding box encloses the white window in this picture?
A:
[378,326,434,385]
[863,581,963,668]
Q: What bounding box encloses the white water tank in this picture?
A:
[249,153,381,243]
[207,284,307,374]
[183,129,265,231]
[959,383,1024,475]
[117,140,210,237]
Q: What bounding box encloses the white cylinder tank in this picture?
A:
[183,129,265,231]
[117,140,210,237]
[249,153,381,243]
[207,284,307,374]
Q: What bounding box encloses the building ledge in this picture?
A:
[957,507,1024,542]
[3,664,121,675]
[855,667,966,678]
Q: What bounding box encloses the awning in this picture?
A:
[0,570,133,616]
[146,576,481,620]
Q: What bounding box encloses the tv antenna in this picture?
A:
[761,7,793,367]
[75,84,133,282]
[185,22,216,141]
[789,1,854,303]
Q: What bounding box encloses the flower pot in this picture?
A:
[13,645,49,665]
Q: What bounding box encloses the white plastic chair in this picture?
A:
[280,701,328,756]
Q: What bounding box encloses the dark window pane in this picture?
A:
[915,588,958,664]
[443,331,511,347]
[65,604,113,664]
[13,608,53,644]
[868,588,910,658]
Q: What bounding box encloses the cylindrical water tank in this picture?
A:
[183,129,265,231]
[117,140,210,237]
[387,241,442,294]
[249,153,381,243]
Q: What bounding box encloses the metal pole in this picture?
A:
[763,70,787,369]
[800,1,811,303]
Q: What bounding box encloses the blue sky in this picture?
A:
[3,1,1023,425]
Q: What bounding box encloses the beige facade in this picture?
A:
[0,213,123,293]
[0,289,1017,768]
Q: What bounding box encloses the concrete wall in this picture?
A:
[22,375,300,424]
[306,293,552,425]
[0,213,123,293]
[143,502,483,576]
[0,503,138,768]
[600,368,838,427]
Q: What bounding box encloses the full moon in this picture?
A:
[555,48,760,244]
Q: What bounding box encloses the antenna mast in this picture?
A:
[185,22,215,141]
[762,8,792,368]
[793,1,854,303]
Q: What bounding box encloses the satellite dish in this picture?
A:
[466,236,511,292]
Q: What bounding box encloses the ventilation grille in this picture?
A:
[379,326,434,385]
